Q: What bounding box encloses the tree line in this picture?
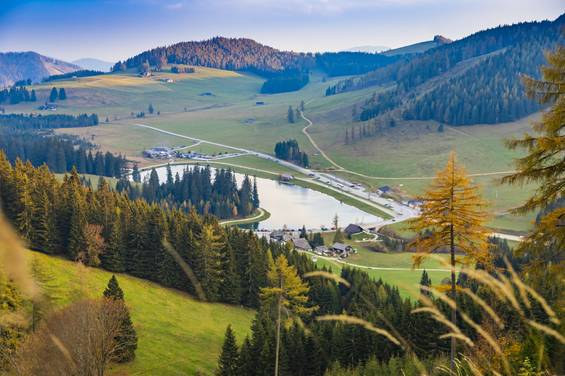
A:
[274,139,310,167]
[0,85,36,104]
[0,128,126,177]
[327,17,563,125]
[261,70,310,94]
[43,70,104,82]
[117,165,260,219]
[0,113,99,129]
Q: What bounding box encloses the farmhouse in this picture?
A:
[407,199,423,209]
[377,185,392,195]
[292,238,312,251]
[331,242,353,258]
[314,246,331,256]
[143,147,173,159]
[279,174,294,182]
[344,223,364,236]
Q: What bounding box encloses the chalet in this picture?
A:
[377,185,392,195]
[270,230,296,243]
[331,242,353,258]
[143,147,173,159]
[315,246,331,256]
[407,199,423,209]
[292,238,312,251]
[279,174,294,182]
[344,223,364,236]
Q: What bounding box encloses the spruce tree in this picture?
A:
[49,87,58,102]
[287,106,295,123]
[252,177,260,210]
[103,275,138,362]
[217,325,240,376]
[58,88,67,100]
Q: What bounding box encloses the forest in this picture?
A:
[274,139,310,167]
[1,156,562,375]
[327,16,564,125]
[0,113,99,129]
[117,165,260,219]
[0,85,36,104]
[0,128,126,177]
[261,70,310,94]
[42,69,104,82]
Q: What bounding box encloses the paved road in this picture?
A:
[131,122,522,241]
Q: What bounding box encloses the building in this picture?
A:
[344,224,364,236]
[279,174,294,182]
[314,246,331,256]
[143,147,173,159]
[407,199,423,209]
[377,185,392,195]
[292,238,312,251]
[331,242,353,258]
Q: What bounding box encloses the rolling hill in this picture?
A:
[72,58,114,72]
[28,250,254,375]
[381,35,452,56]
[327,15,564,126]
[0,51,80,87]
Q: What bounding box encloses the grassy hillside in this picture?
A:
[28,251,254,375]
[4,67,537,231]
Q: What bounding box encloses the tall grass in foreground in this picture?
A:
[305,258,564,375]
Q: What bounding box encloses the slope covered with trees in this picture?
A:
[328,15,564,125]
[0,128,126,176]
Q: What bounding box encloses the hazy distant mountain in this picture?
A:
[0,51,80,87]
[72,58,114,72]
[345,45,389,53]
[382,35,452,56]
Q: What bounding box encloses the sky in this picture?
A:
[0,0,562,62]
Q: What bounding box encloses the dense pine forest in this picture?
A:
[0,113,99,129]
[327,16,564,125]
[0,85,36,104]
[274,139,310,167]
[117,165,259,219]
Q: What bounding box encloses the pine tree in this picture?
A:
[408,152,489,371]
[252,177,260,210]
[419,270,432,297]
[30,89,36,102]
[503,46,564,214]
[58,88,67,100]
[49,87,58,102]
[148,103,154,114]
[103,275,125,300]
[132,164,141,183]
[217,325,240,376]
[287,106,295,123]
[101,212,124,272]
[260,255,317,376]
[103,275,138,362]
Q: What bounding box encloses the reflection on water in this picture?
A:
[142,164,382,230]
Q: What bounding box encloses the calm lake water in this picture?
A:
[141,164,382,230]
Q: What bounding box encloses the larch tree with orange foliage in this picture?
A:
[409,152,490,372]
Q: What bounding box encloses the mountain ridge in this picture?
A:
[0,51,80,87]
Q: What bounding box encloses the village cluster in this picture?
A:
[142,146,242,161]
[267,223,373,259]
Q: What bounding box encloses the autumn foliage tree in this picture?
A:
[260,254,316,376]
[408,152,490,371]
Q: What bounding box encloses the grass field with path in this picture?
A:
[8,68,538,232]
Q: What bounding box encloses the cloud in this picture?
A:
[165,2,184,10]
[213,0,451,15]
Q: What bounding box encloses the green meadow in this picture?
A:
[27,251,254,375]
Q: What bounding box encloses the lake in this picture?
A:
[141,164,382,230]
